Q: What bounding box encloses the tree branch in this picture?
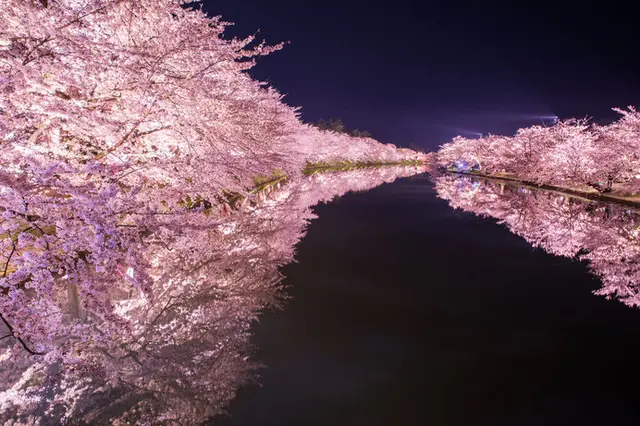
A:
[2,241,16,279]
[57,5,109,31]
[0,312,44,355]
[94,107,158,160]
[22,36,52,66]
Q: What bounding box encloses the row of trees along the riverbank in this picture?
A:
[436,109,640,198]
[0,0,424,375]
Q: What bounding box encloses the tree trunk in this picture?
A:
[68,282,87,321]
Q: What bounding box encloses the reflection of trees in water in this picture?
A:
[434,174,640,307]
[0,166,425,425]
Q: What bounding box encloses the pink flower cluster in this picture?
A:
[437,110,640,194]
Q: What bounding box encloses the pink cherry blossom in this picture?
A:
[0,1,425,423]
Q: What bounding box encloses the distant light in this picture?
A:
[449,127,483,138]
[538,115,558,125]
[126,267,135,278]
[457,129,483,138]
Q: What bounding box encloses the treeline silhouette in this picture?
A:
[312,118,372,138]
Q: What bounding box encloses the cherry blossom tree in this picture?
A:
[0,0,423,358]
[435,108,640,194]
[591,108,640,192]
[0,1,426,423]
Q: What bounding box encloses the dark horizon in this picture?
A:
[201,0,640,150]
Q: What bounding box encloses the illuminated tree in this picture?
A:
[0,1,426,423]
[0,0,423,358]
[435,109,640,194]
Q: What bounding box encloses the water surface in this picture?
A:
[219,173,640,425]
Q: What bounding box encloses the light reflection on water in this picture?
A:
[0,166,425,425]
[434,173,640,308]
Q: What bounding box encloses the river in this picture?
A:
[218,173,640,426]
[3,170,640,424]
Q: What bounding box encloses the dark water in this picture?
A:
[219,174,640,425]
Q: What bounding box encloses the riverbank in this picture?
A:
[448,170,640,208]
[207,160,427,210]
[302,159,425,176]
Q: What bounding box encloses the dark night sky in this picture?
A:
[200,0,640,150]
